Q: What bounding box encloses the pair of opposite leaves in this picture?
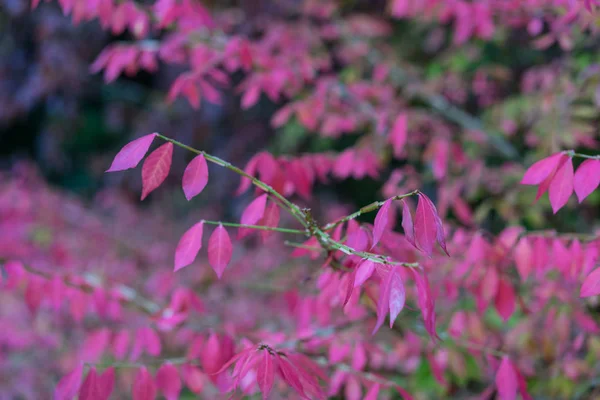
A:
[521,152,600,213]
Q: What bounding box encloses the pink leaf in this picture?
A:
[78,368,102,400]
[421,193,449,256]
[495,357,518,400]
[156,364,181,400]
[354,260,375,288]
[174,221,204,271]
[364,384,380,400]
[495,279,516,322]
[54,363,83,400]
[132,367,156,400]
[97,367,115,399]
[106,133,156,172]
[182,154,209,201]
[548,156,573,213]
[388,268,406,328]
[574,159,600,203]
[514,238,532,281]
[257,351,275,400]
[141,142,173,200]
[520,152,563,185]
[371,199,391,250]
[259,202,280,241]
[580,268,600,297]
[239,194,268,239]
[208,224,233,279]
[414,194,437,257]
[373,267,404,334]
[389,114,407,158]
[401,200,415,247]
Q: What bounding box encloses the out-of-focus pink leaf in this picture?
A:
[239,194,268,239]
[495,357,518,400]
[132,367,156,400]
[581,268,600,297]
[495,279,516,322]
[389,114,407,158]
[54,363,83,400]
[156,364,181,400]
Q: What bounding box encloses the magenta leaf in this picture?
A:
[401,199,416,247]
[520,152,563,185]
[421,193,449,256]
[239,194,268,239]
[580,268,600,297]
[156,364,181,400]
[573,159,600,203]
[141,142,174,200]
[354,260,375,288]
[208,224,233,279]
[257,350,274,400]
[372,267,405,334]
[106,133,156,172]
[371,198,391,250]
[174,221,204,271]
[495,278,516,322]
[54,363,83,400]
[259,201,280,241]
[414,194,437,257]
[495,357,518,400]
[132,367,156,400]
[548,156,573,213]
[389,114,407,159]
[182,154,209,201]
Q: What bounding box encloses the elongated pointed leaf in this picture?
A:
[495,357,518,400]
[388,268,406,328]
[401,200,416,247]
[132,367,156,400]
[156,364,181,400]
[208,224,233,279]
[174,221,204,271]
[182,154,209,200]
[421,193,449,256]
[414,194,437,257]
[548,156,573,213]
[259,201,280,241]
[574,159,600,203]
[371,199,391,250]
[239,194,268,239]
[495,279,516,322]
[54,363,83,400]
[78,368,102,400]
[354,260,375,288]
[141,142,174,200]
[97,367,115,400]
[257,351,274,400]
[389,114,407,159]
[581,268,600,297]
[520,152,563,185]
[106,133,156,172]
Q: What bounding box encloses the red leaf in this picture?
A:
[132,367,156,400]
[174,221,204,271]
[580,268,600,297]
[401,200,415,247]
[156,364,181,400]
[259,201,280,241]
[106,133,156,172]
[78,368,103,400]
[548,156,573,213]
[239,194,268,239]
[182,154,209,201]
[574,159,600,203]
[208,224,233,279]
[55,363,83,400]
[141,142,173,200]
[414,194,437,257]
[520,152,563,185]
[389,114,407,158]
[495,357,518,400]
[371,199,391,250]
[495,279,516,322]
[257,351,275,400]
[354,260,375,288]
[97,367,115,400]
